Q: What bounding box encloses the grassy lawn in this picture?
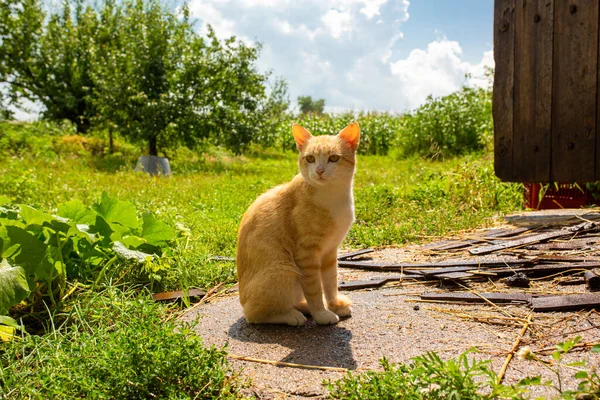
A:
[3,122,564,398]
[0,147,522,292]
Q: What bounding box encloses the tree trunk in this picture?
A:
[149,135,158,156]
[108,126,114,154]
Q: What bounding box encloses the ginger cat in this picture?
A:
[236,122,360,326]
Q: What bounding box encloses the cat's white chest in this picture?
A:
[314,190,355,251]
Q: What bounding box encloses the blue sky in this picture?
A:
[187,0,495,113]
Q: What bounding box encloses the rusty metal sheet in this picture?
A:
[469,222,597,255]
[531,294,600,312]
[421,292,532,304]
[152,288,206,302]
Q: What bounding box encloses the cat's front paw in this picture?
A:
[312,310,340,325]
[328,294,352,317]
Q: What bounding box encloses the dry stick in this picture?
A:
[227,355,349,372]
[496,312,533,385]
[177,282,226,319]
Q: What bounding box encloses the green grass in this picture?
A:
[326,351,524,400]
[0,147,523,292]
[0,122,527,398]
[1,288,242,399]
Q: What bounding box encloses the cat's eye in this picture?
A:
[306,155,315,163]
[329,155,340,162]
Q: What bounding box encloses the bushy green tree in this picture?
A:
[0,0,97,132]
[0,0,288,154]
[298,95,325,115]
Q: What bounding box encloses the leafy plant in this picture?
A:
[0,192,176,338]
[399,86,492,158]
[0,289,242,399]
[515,337,600,399]
[326,350,525,399]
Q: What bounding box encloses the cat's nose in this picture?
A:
[316,166,325,175]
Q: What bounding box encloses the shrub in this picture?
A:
[399,86,493,158]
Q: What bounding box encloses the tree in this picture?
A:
[0,0,98,132]
[1,0,288,154]
[298,95,325,115]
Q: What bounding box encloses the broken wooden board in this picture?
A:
[531,293,600,312]
[152,288,206,302]
[338,274,423,290]
[526,237,600,251]
[491,262,600,276]
[418,266,476,277]
[338,248,375,260]
[469,222,598,255]
[505,209,600,227]
[433,272,476,280]
[338,257,531,271]
[421,292,533,304]
[422,227,533,251]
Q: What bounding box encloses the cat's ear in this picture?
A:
[292,124,313,151]
[338,121,360,151]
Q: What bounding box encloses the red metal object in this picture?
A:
[524,183,592,210]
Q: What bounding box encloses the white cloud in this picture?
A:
[389,39,494,109]
[321,9,354,39]
[359,0,388,19]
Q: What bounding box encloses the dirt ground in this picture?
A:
[182,248,600,398]
[181,213,600,398]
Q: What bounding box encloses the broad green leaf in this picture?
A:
[141,213,175,246]
[5,225,53,280]
[0,315,19,329]
[0,259,30,315]
[121,235,147,249]
[112,241,153,263]
[566,361,586,367]
[58,200,96,225]
[592,345,600,353]
[0,196,11,205]
[92,192,138,229]
[19,205,54,226]
[574,371,588,379]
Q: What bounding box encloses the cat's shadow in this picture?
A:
[228,317,357,370]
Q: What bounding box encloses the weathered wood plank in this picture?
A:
[337,248,374,261]
[531,293,600,312]
[338,257,530,271]
[551,0,598,181]
[513,0,553,181]
[492,261,600,276]
[493,0,516,180]
[338,274,423,290]
[469,222,595,255]
[421,292,532,304]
